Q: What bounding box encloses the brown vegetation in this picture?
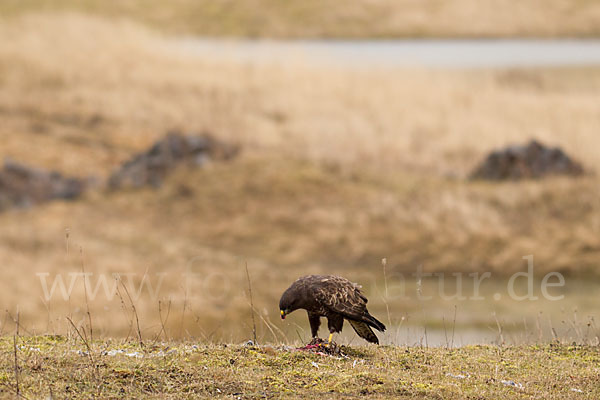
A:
[0,337,599,399]
[1,0,600,38]
[0,15,599,339]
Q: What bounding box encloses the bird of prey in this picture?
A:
[279,275,386,344]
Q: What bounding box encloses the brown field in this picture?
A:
[1,337,599,399]
[0,14,599,341]
[1,0,600,38]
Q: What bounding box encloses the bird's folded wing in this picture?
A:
[315,284,369,322]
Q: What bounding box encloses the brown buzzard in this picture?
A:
[279,275,386,344]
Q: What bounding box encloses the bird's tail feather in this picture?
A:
[364,313,386,332]
[349,320,379,344]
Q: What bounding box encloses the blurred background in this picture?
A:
[1,0,600,346]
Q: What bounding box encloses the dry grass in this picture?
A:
[2,0,600,38]
[1,14,600,339]
[0,336,599,399]
[3,15,600,175]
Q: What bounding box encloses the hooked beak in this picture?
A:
[280,310,286,320]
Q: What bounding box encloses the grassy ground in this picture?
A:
[2,0,600,38]
[1,14,600,339]
[0,336,598,399]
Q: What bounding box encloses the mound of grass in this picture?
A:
[0,336,598,399]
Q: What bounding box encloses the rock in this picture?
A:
[0,160,88,211]
[470,140,585,180]
[108,132,238,189]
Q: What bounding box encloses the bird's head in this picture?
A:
[279,286,301,320]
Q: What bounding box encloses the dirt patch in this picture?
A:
[108,132,239,189]
[470,140,585,180]
[0,160,89,211]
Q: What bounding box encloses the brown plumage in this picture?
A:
[279,275,386,344]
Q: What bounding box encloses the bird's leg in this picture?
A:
[325,314,343,347]
[308,313,321,344]
[325,333,334,347]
